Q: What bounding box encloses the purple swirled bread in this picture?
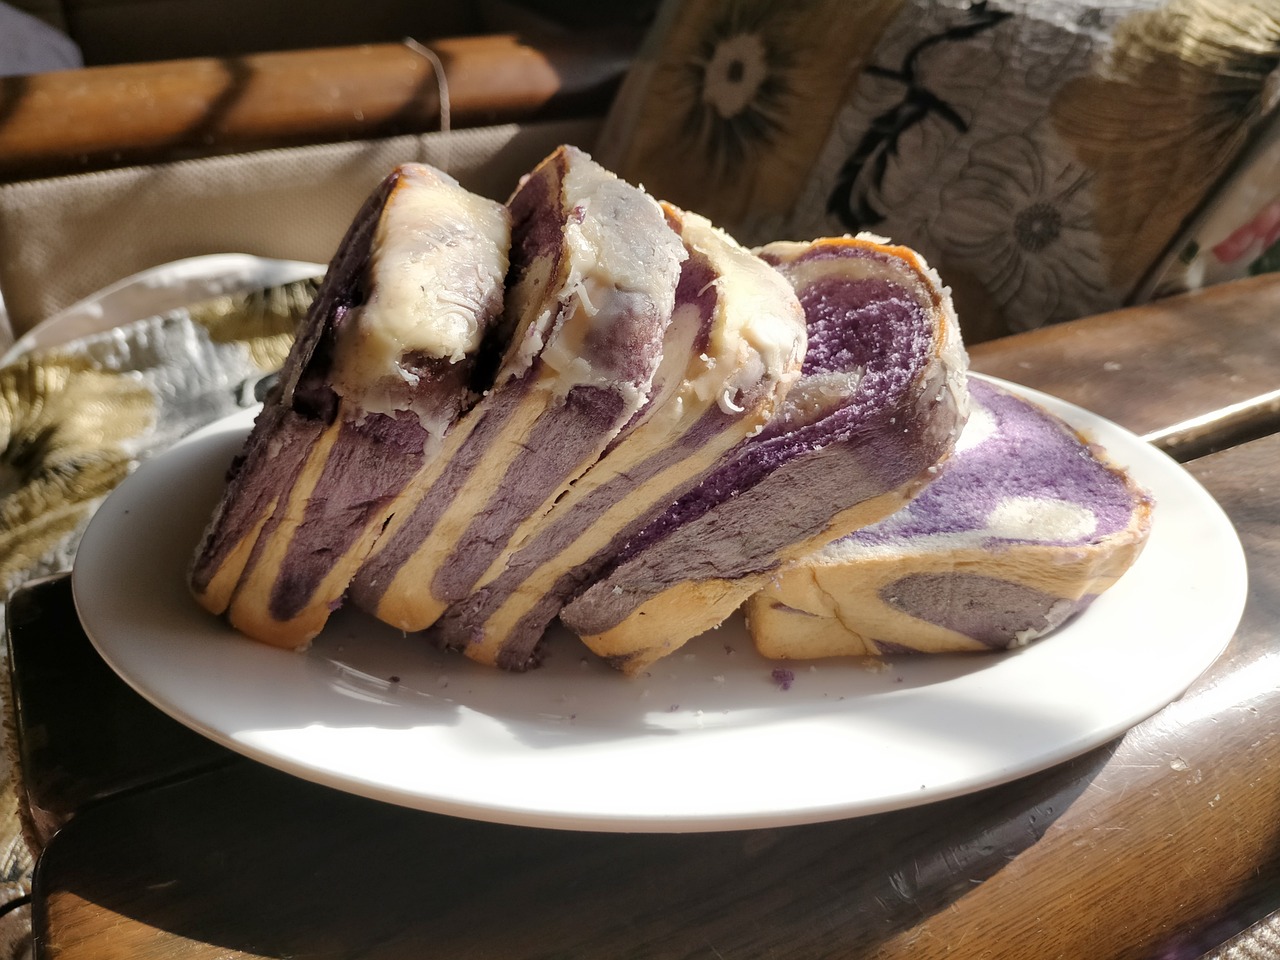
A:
[345,145,688,638]
[431,204,807,669]
[559,235,970,674]
[745,377,1154,659]
[189,163,511,648]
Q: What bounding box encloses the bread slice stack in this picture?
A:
[189,146,1148,674]
[559,236,969,673]
[745,377,1154,658]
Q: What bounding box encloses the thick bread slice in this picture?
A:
[348,146,687,638]
[189,164,510,648]
[433,204,807,669]
[746,377,1154,658]
[560,235,970,674]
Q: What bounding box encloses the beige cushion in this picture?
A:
[0,118,601,340]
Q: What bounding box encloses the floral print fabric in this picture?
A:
[0,280,315,614]
[599,0,1280,341]
[598,0,902,230]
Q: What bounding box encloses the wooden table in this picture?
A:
[12,275,1280,958]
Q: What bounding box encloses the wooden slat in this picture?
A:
[970,274,1280,459]
[0,32,635,181]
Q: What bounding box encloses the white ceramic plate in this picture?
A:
[72,377,1247,832]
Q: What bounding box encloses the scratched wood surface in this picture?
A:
[27,429,1280,959]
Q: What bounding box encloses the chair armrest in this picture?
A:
[0,30,637,182]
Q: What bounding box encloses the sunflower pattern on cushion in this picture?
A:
[600,0,1280,341]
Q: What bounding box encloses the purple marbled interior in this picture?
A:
[431,249,725,662]
[282,172,404,423]
[267,409,429,620]
[506,152,565,296]
[579,289,667,386]
[799,278,913,376]
[561,262,963,639]
[189,416,324,593]
[847,378,1135,548]
[190,170,398,592]
[435,404,735,667]
[429,383,626,605]
[603,254,717,451]
[562,439,910,637]
[880,571,1085,648]
[609,275,935,566]
[346,377,531,611]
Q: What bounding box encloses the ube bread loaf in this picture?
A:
[560,235,970,674]
[432,204,807,669]
[347,146,687,637]
[189,164,510,648]
[746,377,1154,658]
